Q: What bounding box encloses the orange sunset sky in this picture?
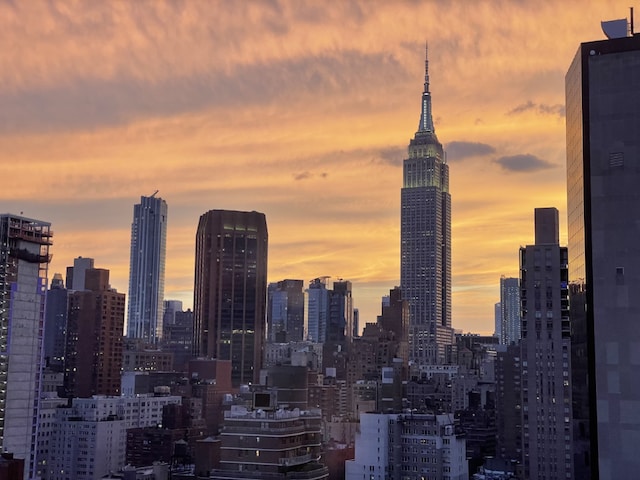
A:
[0,0,629,334]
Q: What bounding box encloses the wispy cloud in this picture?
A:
[507,100,566,118]
[494,154,556,172]
[293,171,328,181]
[446,141,496,161]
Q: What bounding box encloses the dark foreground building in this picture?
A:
[566,23,640,479]
[193,210,268,386]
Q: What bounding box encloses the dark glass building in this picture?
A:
[193,210,268,387]
[400,45,453,365]
[566,27,640,479]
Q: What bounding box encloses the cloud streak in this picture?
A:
[446,141,496,161]
[507,100,566,118]
[494,154,556,172]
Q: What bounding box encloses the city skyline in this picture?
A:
[0,1,628,333]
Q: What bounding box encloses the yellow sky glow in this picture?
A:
[0,0,629,334]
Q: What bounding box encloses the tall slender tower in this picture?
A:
[193,210,268,387]
[127,194,167,343]
[0,214,51,479]
[401,44,452,365]
[519,208,573,480]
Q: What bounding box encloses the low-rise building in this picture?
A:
[345,412,468,480]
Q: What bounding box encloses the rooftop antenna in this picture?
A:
[150,190,159,198]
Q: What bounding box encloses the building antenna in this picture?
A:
[150,190,159,198]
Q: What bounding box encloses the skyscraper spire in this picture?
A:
[418,41,435,133]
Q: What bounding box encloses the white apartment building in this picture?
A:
[346,412,468,480]
[46,395,181,480]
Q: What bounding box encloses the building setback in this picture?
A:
[127,194,168,343]
[519,208,572,479]
[0,214,51,479]
[400,45,453,365]
[566,27,640,479]
[193,210,268,386]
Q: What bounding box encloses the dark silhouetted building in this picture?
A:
[64,268,125,397]
[193,210,268,386]
[495,344,521,465]
[566,24,640,479]
[519,208,572,479]
[162,308,194,372]
[44,273,67,372]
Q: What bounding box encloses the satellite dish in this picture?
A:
[602,19,628,39]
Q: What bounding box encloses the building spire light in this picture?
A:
[418,41,435,133]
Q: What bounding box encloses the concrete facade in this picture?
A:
[0,214,51,479]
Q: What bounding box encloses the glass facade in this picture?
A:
[127,195,168,343]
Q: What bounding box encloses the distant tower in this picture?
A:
[65,256,94,291]
[193,210,268,386]
[494,302,501,339]
[267,279,305,343]
[44,273,68,372]
[0,214,52,478]
[520,208,572,479]
[127,194,167,343]
[499,277,520,345]
[400,44,453,364]
[307,277,330,343]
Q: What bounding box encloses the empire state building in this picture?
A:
[401,45,453,365]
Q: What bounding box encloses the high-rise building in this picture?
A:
[494,302,501,340]
[193,210,268,386]
[43,273,67,372]
[328,280,353,347]
[307,277,330,343]
[162,299,182,327]
[64,268,125,398]
[127,194,168,343]
[401,45,453,365]
[499,276,520,345]
[566,25,640,479]
[0,214,51,479]
[519,208,572,479]
[267,279,304,343]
